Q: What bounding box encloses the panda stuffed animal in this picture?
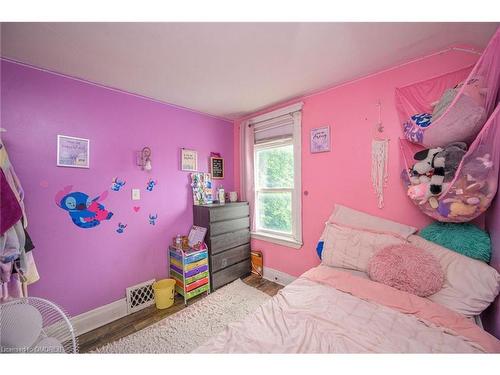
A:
[410,142,467,197]
[410,147,445,195]
[410,147,443,187]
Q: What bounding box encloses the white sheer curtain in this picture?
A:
[240,119,256,231]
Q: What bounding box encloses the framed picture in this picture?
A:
[210,157,224,179]
[310,126,330,153]
[57,135,90,168]
[181,148,198,171]
[191,172,213,205]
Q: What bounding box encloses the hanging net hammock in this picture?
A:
[397,28,500,222]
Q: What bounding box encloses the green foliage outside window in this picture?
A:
[256,144,293,233]
[258,192,292,233]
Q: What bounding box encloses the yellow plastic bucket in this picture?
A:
[152,279,176,309]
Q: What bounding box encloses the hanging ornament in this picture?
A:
[371,101,389,208]
[371,138,389,208]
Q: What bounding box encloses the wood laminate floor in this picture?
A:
[78,274,283,353]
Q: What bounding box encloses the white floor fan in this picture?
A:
[0,297,78,353]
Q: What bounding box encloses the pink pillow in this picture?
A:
[367,244,444,297]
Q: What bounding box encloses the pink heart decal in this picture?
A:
[133,206,140,212]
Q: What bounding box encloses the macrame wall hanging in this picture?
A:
[371,101,390,209]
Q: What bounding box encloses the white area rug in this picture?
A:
[92,279,270,353]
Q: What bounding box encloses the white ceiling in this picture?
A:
[1,22,498,119]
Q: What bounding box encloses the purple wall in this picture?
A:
[1,60,234,316]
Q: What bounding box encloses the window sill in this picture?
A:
[251,232,302,249]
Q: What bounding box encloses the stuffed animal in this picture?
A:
[438,142,468,181]
[410,142,467,199]
[461,152,493,184]
[408,182,449,206]
[476,154,493,169]
[409,147,442,185]
[431,77,487,119]
[408,182,432,202]
[449,201,477,218]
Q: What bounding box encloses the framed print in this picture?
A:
[181,148,198,171]
[191,172,213,205]
[210,157,224,179]
[57,135,90,168]
[310,126,330,153]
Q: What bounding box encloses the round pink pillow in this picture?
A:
[367,244,444,297]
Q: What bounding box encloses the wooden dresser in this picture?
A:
[193,202,251,291]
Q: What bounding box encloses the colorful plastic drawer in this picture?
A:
[169,250,183,262]
[169,245,210,305]
[175,283,210,299]
[175,278,184,289]
[185,270,209,285]
[171,269,209,285]
[170,269,183,282]
[170,263,209,278]
[170,257,207,271]
[170,249,207,264]
[185,251,208,264]
[185,258,208,271]
[186,277,209,292]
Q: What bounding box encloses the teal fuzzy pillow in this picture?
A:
[419,222,491,262]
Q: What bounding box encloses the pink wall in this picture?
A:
[234,48,480,277]
[1,60,234,316]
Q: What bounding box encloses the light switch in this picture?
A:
[132,189,141,200]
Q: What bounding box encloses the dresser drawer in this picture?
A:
[211,244,250,272]
[210,216,249,236]
[212,259,251,290]
[210,229,250,255]
[209,204,249,222]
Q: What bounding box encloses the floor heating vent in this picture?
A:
[126,279,156,313]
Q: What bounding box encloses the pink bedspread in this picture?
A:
[194,266,500,353]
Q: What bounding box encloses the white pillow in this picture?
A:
[321,223,405,272]
[320,219,500,317]
[408,235,500,317]
[328,204,418,239]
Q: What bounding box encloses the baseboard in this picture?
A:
[263,267,297,286]
[71,298,128,336]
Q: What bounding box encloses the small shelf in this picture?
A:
[169,246,211,305]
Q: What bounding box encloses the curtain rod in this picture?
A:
[450,47,482,56]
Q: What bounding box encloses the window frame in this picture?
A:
[251,110,302,249]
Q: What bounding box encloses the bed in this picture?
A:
[194,206,500,353]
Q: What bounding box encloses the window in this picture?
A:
[245,103,302,248]
[255,140,294,235]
